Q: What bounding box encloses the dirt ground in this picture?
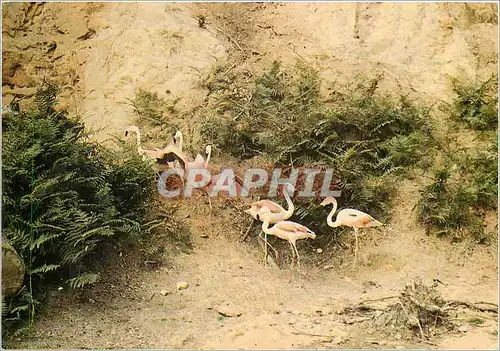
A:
[2,2,499,349]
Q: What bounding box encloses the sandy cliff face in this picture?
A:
[3,3,497,138]
[2,3,498,349]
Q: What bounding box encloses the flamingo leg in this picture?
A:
[352,227,359,270]
[258,231,279,266]
[266,238,279,264]
[288,241,296,269]
[292,241,301,272]
[264,231,268,266]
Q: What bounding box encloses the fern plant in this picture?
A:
[2,82,158,336]
[451,76,498,131]
[417,142,498,242]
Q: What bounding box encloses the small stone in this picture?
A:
[323,265,334,270]
[88,298,96,304]
[176,282,189,290]
[217,302,242,317]
[458,325,469,333]
[318,336,333,343]
[291,310,301,315]
[200,235,209,238]
[160,289,170,296]
[316,248,323,254]
[232,330,244,337]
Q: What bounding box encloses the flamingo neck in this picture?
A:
[177,133,183,152]
[326,198,338,227]
[282,186,294,219]
[261,219,273,235]
[135,128,143,154]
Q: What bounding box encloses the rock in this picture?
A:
[216,302,242,317]
[318,336,333,343]
[176,282,189,290]
[2,235,25,297]
[291,310,301,315]
[316,248,323,254]
[458,325,469,333]
[160,289,170,296]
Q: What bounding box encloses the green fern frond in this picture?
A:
[29,264,61,275]
[66,273,100,289]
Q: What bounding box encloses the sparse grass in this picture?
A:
[418,139,497,243]
[201,61,433,242]
[468,317,485,325]
[451,76,498,131]
[464,3,498,25]
[129,88,179,127]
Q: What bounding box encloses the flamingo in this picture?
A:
[153,130,184,168]
[244,183,295,265]
[256,207,316,270]
[320,196,383,269]
[190,145,212,169]
[124,125,189,172]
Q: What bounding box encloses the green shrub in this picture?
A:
[451,76,498,131]
[1,83,160,336]
[418,141,498,242]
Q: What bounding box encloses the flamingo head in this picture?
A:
[205,145,212,155]
[124,125,139,137]
[320,197,336,206]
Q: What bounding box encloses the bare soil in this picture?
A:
[2,2,498,349]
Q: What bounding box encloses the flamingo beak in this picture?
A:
[124,131,129,137]
[320,198,329,206]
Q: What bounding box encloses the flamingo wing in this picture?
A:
[340,209,382,227]
[276,221,306,233]
[142,149,164,159]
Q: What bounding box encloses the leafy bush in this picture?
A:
[451,76,498,131]
[201,61,433,240]
[1,83,160,335]
[418,141,498,242]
